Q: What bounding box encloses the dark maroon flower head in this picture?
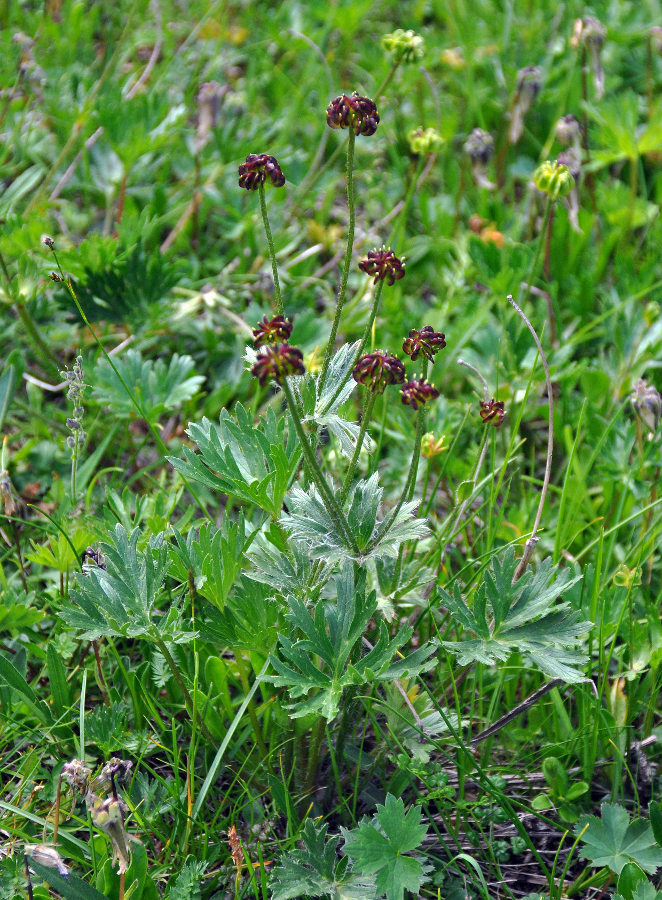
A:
[402,326,446,362]
[352,351,405,395]
[479,398,506,427]
[400,379,440,411]
[238,153,286,190]
[326,92,380,137]
[251,344,305,386]
[359,248,405,286]
[252,314,293,347]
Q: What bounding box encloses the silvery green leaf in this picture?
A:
[316,341,360,416]
[247,532,321,596]
[440,548,590,683]
[325,414,374,458]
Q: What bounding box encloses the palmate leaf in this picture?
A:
[61,525,196,644]
[282,473,429,563]
[169,404,300,519]
[342,795,430,900]
[271,820,378,900]
[266,565,437,721]
[576,803,662,876]
[92,349,204,420]
[198,576,280,654]
[440,549,589,683]
[169,515,248,612]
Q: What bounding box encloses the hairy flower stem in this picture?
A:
[356,279,385,360]
[319,130,356,392]
[281,378,359,555]
[49,247,208,514]
[369,361,429,559]
[258,182,283,316]
[340,392,377,503]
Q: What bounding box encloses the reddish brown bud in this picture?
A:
[358,248,405,286]
[400,379,440,410]
[479,398,506,427]
[252,314,293,347]
[402,326,446,362]
[352,351,405,394]
[251,344,305,386]
[326,92,380,137]
[238,153,286,190]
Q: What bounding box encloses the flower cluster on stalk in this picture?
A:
[359,248,405,285]
[479,398,506,427]
[400,379,440,410]
[352,351,405,395]
[238,153,285,190]
[326,92,380,136]
[250,315,304,386]
[402,326,446,362]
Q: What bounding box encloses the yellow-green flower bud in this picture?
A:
[408,126,444,155]
[381,29,425,63]
[533,160,574,200]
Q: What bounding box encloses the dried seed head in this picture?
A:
[96,757,134,791]
[381,29,425,63]
[631,378,661,434]
[195,81,226,151]
[533,160,574,199]
[238,153,285,190]
[400,379,440,410]
[62,758,92,795]
[250,344,305,386]
[464,128,494,164]
[408,126,443,155]
[358,248,405,285]
[326,92,380,137]
[352,351,405,394]
[582,16,606,49]
[402,326,446,362]
[555,114,581,147]
[41,234,55,250]
[252,314,293,347]
[228,825,244,871]
[479,398,506,427]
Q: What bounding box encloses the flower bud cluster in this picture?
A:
[359,248,405,285]
[238,153,285,190]
[479,398,506,427]
[250,315,305,386]
[408,126,443,156]
[326,92,380,137]
[381,29,425,63]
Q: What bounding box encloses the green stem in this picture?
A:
[0,250,59,371]
[304,717,326,793]
[389,405,427,589]
[375,54,404,99]
[340,392,376,503]
[319,130,356,392]
[519,194,553,308]
[258,182,283,316]
[281,378,359,555]
[155,637,216,745]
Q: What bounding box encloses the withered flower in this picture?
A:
[62,758,91,795]
[479,398,506,427]
[359,248,405,285]
[582,17,607,100]
[238,153,285,190]
[555,114,581,150]
[400,379,440,410]
[464,128,495,189]
[251,344,305,386]
[96,757,134,791]
[352,351,405,394]
[252,314,293,347]
[86,791,138,875]
[509,65,542,144]
[326,92,380,137]
[631,378,661,434]
[25,845,69,877]
[403,326,446,362]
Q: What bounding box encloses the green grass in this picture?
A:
[1,1,662,898]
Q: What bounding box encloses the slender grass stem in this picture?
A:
[340,391,376,503]
[258,182,283,315]
[155,637,216,745]
[281,378,359,555]
[319,131,356,392]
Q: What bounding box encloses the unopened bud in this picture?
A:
[533,160,574,200]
